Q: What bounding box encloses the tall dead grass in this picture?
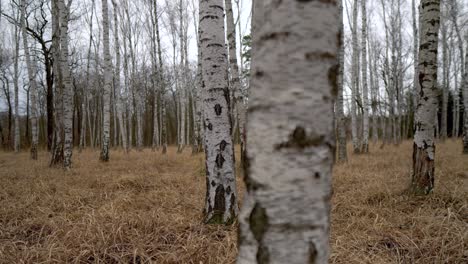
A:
[0,141,466,263]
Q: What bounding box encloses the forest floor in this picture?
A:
[0,140,466,263]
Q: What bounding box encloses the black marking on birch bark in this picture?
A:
[228,194,236,221]
[305,51,337,61]
[211,180,216,187]
[226,186,231,195]
[256,244,270,264]
[259,31,291,42]
[219,140,227,151]
[209,4,224,11]
[205,177,210,214]
[207,43,223,49]
[275,126,324,150]
[314,172,321,179]
[215,153,225,168]
[214,185,226,212]
[207,123,213,131]
[249,203,268,242]
[200,15,219,22]
[214,104,222,116]
[328,64,339,96]
[309,242,318,263]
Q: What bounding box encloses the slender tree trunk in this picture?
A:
[199,0,237,225]
[100,0,112,161]
[237,1,338,263]
[50,0,65,166]
[192,25,203,154]
[411,0,441,195]
[337,0,347,162]
[351,0,360,154]
[59,0,74,168]
[113,0,128,153]
[440,9,448,140]
[21,0,39,159]
[155,1,167,154]
[412,0,419,115]
[13,21,20,152]
[225,0,245,161]
[361,0,369,153]
[463,33,468,153]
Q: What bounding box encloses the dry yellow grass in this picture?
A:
[0,141,466,263]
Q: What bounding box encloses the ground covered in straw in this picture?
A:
[0,141,466,263]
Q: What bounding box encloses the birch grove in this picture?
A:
[0,0,465,256]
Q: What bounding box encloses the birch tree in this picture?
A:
[100,0,111,161]
[20,0,38,160]
[154,0,167,154]
[237,0,338,263]
[463,33,468,154]
[113,0,128,153]
[361,0,369,153]
[13,14,20,152]
[225,0,245,160]
[199,0,237,224]
[351,0,360,153]
[412,0,419,118]
[59,0,74,168]
[411,0,441,195]
[337,0,347,162]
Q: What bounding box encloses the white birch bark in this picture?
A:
[20,0,38,160]
[100,0,112,161]
[113,0,128,153]
[237,1,338,263]
[463,32,468,153]
[59,0,74,168]
[225,0,245,160]
[199,0,237,224]
[13,19,20,153]
[440,7,448,140]
[412,0,419,113]
[154,0,167,154]
[361,0,369,153]
[351,0,360,153]
[337,0,347,162]
[412,0,441,195]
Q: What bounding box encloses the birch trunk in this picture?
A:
[440,9,448,140]
[20,0,39,160]
[225,0,244,161]
[199,0,237,224]
[412,0,419,112]
[237,1,338,262]
[13,20,20,152]
[50,0,64,165]
[113,0,128,153]
[369,37,379,142]
[154,0,167,154]
[351,0,360,154]
[177,0,186,153]
[452,37,459,137]
[100,0,111,161]
[361,0,369,153]
[463,33,468,153]
[337,0,347,162]
[59,0,74,168]
[192,24,203,154]
[411,0,441,195]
